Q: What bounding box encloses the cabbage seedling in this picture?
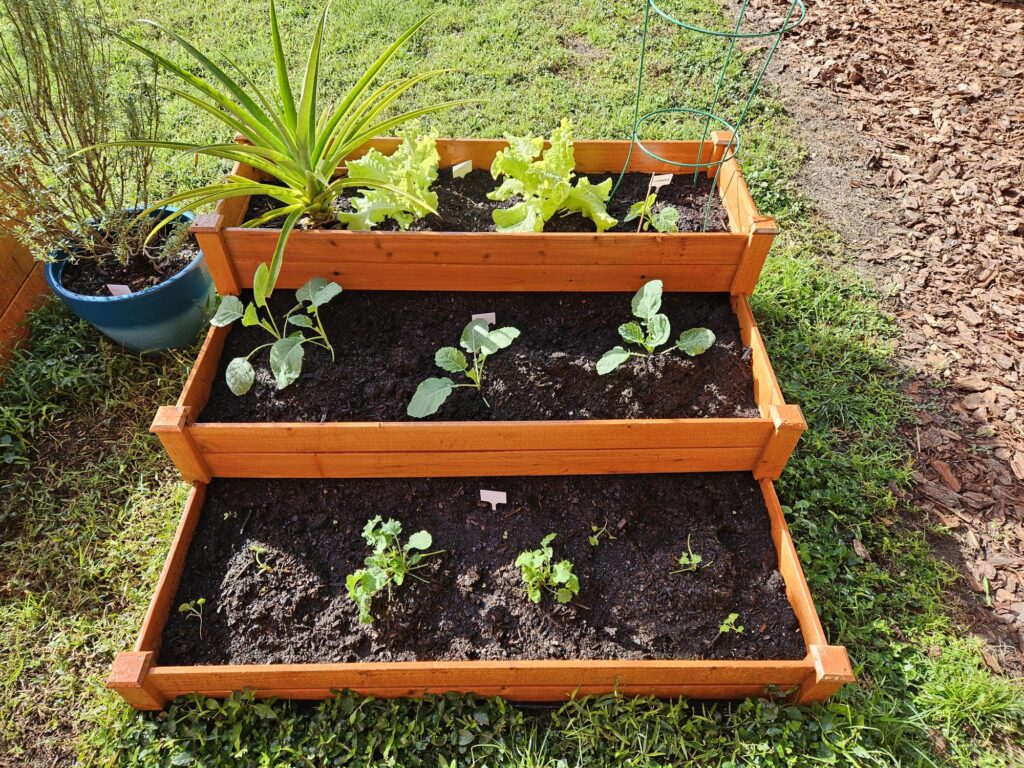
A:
[516,533,580,605]
[346,516,440,624]
[625,193,680,233]
[407,319,520,417]
[597,279,715,375]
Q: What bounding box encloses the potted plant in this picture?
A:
[0,0,214,352]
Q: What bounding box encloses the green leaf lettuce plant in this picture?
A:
[407,319,520,417]
[89,0,473,295]
[210,277,341,395]
[487,118,617,233]
[597,279,716,375]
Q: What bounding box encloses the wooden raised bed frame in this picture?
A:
[193,132,777,297]
[109,477,853,710]
[153,294,805,482]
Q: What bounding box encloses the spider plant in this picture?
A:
[89,1,472,295]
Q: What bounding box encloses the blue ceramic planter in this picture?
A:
[45,209,215,353]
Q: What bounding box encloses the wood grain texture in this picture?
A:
[111,477,851,709]
[151,406,212,484]
[0,259,47,369]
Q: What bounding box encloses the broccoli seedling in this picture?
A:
[715,612,744,641]
[178,597,206,639]
[516,534,580,605]
[407,319,520,417]
[625,193,680,233]
[671,535,703,573]
[346,516,440,624]
[597,279,716,375]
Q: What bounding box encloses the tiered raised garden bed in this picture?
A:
[109,474,852,709]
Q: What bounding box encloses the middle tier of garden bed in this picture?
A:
[155,291,803,482]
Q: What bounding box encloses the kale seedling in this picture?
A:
[516,533,580,605]
[715,612,744,641]
[487,118,617,232]
[346,516,440,625]
[624,193,680,233]
[211,275,342,395]
[178,597,206,639]
[588,523,615,548]
[407,319,520,417]
[671,535,703,573]
[596,279,716,375]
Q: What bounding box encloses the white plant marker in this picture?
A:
[650,173,673,190]
[106,284,132,297]
[471,312,496,325]
[452,160,473,179]
[480,489,507,511]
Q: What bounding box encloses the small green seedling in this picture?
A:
[211,275,342,396]
[178,597,206,639]
[251,544,274,575]
[516,534,580,605]
[346,516,441,624]
[716,612,744,641]
[588,523,615,548]
[407,319,520,417]
[597,279,716,375]
[625,193,680,233]
[671,535,703,573]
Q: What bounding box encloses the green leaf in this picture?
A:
[407,377,455,418]
[296,277,342,307]
[269,335,305,389]
[241,303,260,327]
[555,587,575,604]
[225,357,255,396]
[650,205,680,233]
[492,199,545,232]
[479,327,520,354]
[434,347,468,373]
[564,176,617,232]
[541,533,557,547]
[618,322,645,346]
[631,279,663,320]
[645,313,671,348]
[552,561,574,584]
[596,347,631,375]
[287,314,313,328]
[210,295,244,327]
[253,263,272,308]
[459,319,491,354]
[676,327,716,356]
[407,531,432,550]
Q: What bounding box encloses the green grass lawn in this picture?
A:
[2,0,1022,765]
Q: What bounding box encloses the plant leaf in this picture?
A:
[645,313,671,348]
[596,347,631,375]
[650,205,680,233]
[434,347,468,373]
[618,322,645,346]
[269,335,305,389]
[563,176,617,232]
[555,587,575,604]
[631,279,663,320]
[287,314,313,328]
[296,276,342,307]
[210,295,244,326]
[241,303,260,327]
[459,319,491,354]
[407,377,455,418]
[676,327,716,356]
[253,263,272,308]
[480,327,520,354]
[225,357,255,396]
[407,531,432,550]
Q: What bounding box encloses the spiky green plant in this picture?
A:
[89,1,472,295]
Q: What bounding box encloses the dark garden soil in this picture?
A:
[60,230,200,297]
[244,171,728,233]
[200,291,758,423]
[160,473,805,665]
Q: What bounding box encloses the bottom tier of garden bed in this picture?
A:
[110,473,853,709]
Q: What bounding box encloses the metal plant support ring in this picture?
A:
[614,0,807,231]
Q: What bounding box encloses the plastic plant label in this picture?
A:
[480,489,507,510]
[471,312,496,325]
[651,173,673,189]
[453,160,473,179]
[106,283,132,296]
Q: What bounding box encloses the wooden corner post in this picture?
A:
[732,215,778,296]
[754,404,806,480]
[793,645,855,704]
[151,406,212,484]
[192,213,241,296]
[108,651,167,710]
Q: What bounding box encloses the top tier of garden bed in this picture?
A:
[193,133,777,297]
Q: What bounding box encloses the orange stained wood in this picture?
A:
[0,233,48,369]
[115,476,851,709]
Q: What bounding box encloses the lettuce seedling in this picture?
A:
[337,124,440,231]
[407,319,520,417]
[487,118,617,232]
[346,516,440,625]
[210,276,341,396]
[516,533,580,605]
[597,279,716,375]
[625,193,680,233]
